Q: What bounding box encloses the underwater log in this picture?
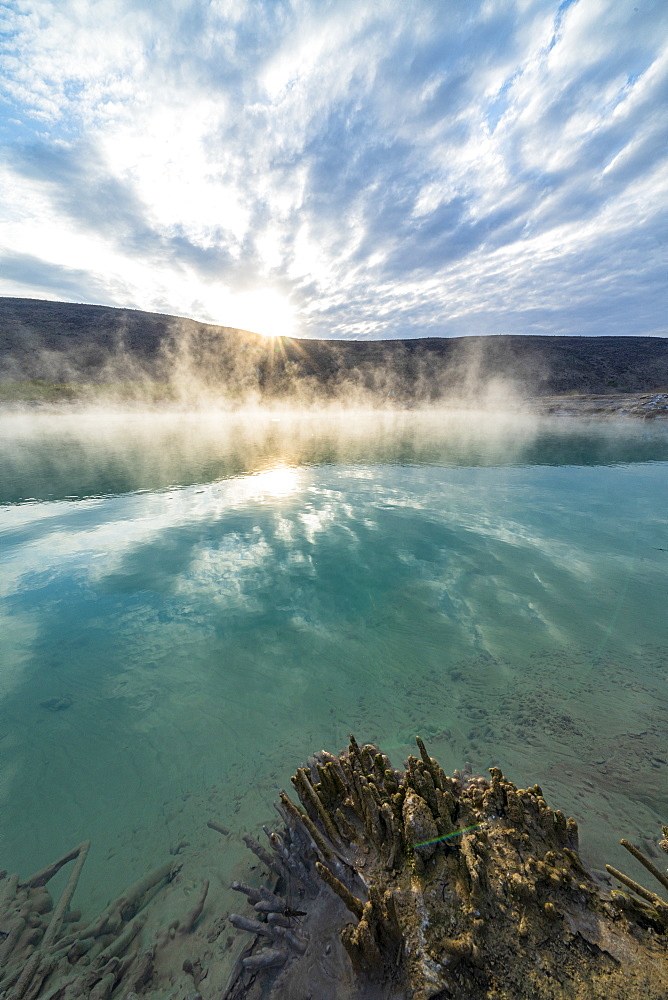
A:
[0,847,176,1000]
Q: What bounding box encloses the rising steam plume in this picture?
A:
[1,297,668,409]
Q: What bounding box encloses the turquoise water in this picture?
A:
[0,409,666,911]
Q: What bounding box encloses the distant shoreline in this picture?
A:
[1,387,667,418]
[529,391,668,419]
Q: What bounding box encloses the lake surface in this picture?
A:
[0,408,666,914]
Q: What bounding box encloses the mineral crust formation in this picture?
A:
[223,736,668,1000]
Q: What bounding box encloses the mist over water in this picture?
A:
[3,406,668,503]
[0,407,667,920]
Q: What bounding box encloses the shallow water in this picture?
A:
[0,409,667,913]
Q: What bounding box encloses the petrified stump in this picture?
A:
[223,736,668,1000]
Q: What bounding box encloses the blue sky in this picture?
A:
[1,0,666,339]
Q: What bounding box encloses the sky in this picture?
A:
[0,0,667,341]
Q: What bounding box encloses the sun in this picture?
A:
[228,288,297,339]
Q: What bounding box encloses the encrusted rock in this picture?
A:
[402,790,438,860]
[222,736,668,1000]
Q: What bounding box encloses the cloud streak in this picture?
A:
[1,0,666,339]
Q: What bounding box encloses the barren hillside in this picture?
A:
[1,297,667,401]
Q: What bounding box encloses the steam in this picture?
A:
[4,308,667,505]
[0,408,536,501]
[0,308,538,413]
[4,402,668,511]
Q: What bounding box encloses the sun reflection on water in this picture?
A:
[248,464,300,498]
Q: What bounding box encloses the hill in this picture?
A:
[1,297,667,403]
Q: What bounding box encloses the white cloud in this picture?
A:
[0,0,666,338]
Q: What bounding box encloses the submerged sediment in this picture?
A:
[1,738,666,999]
